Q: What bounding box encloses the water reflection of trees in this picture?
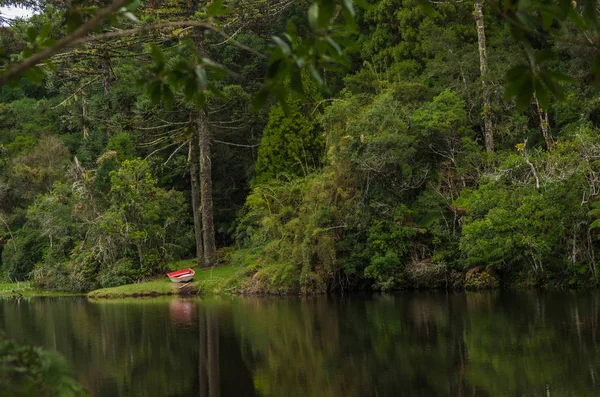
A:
[0,297,199,396]
[1,293,600,397]
[231,293,600,397]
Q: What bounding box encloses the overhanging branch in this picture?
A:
[0,0,131,85]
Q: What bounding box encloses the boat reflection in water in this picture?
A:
[169,298,197,328]
[168,298,222,397]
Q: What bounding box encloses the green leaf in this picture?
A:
[533,78,549,110]
[122,12,139,23]
[38,23,52,41]
[22,66,45,85]
[183,78,198,100]
[504,64,530,100]
[146,81,161,104]
[506,63,535,110]
[206,0,231,17]
[326,36,342,55]
[43,59,56,72]
[150,45,164,70]
[534,49,557,65]
[195,91,206,108]
[538,71,569,100]
[21,47,33,58]
[66,10,84,34]
[353,0,372,9]
[195,66,208,87]
[290,69,304,96]
[540,9,555,30]
[544,70,574,83]
[123,0,141,12]
[308,3,320,30]
[26,27,37,43]
[41,38,55,47]
[589,219,600,230]
[201,57,224,71]
[588,208,600,217]
[267,59,283,79]
[253,88,270,109]
[162,84,175,109]
[309,65,324,86]
[567,7,586,28]
[208,85,227,100]
[516,76,533,111]
[272,36,291,56]
[318,0,335,28]
[343,0,356,18]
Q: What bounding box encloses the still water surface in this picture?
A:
[1,291,600,397]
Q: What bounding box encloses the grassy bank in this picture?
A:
[0,281,83,297]
[88,260,247,299]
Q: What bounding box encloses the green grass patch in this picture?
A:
[88,280,180,299]
[0,281,33,294]
[88,261,249,299]
[0,281,82,297]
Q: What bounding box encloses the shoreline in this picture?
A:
[0,262,591,299]
[87,263,245,299]
[0,281,84,298]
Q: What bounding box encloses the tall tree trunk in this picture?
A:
[474,0,494,153]
[189,131,204,267]
[199,112,217,266]
[195,30,217,267]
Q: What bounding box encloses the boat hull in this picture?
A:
[166,268,195,283]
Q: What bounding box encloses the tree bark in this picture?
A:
[195,30,217,267]
[199,112,217,266]
[474,0,494,153]
[189,131,204,267]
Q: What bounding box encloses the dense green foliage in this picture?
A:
[253,100,323,185]
[0,333,86,396]
[3,0,600,293]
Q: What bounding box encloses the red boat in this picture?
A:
[166,268,195,283]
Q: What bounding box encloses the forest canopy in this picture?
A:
[2,0,600,292]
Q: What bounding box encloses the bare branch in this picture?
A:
[213,138,259,148]
[51,76,101,109]
[70,20,266,59]
[165,141,189,164]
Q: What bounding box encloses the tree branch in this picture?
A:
[0,0,131,85]
[213,138,259,148]
[71,20,266,59]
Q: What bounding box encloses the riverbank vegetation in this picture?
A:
[3,0,600,294]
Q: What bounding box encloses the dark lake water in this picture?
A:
[1,291,600,396]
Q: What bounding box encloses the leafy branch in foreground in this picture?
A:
[0,0,370,106]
